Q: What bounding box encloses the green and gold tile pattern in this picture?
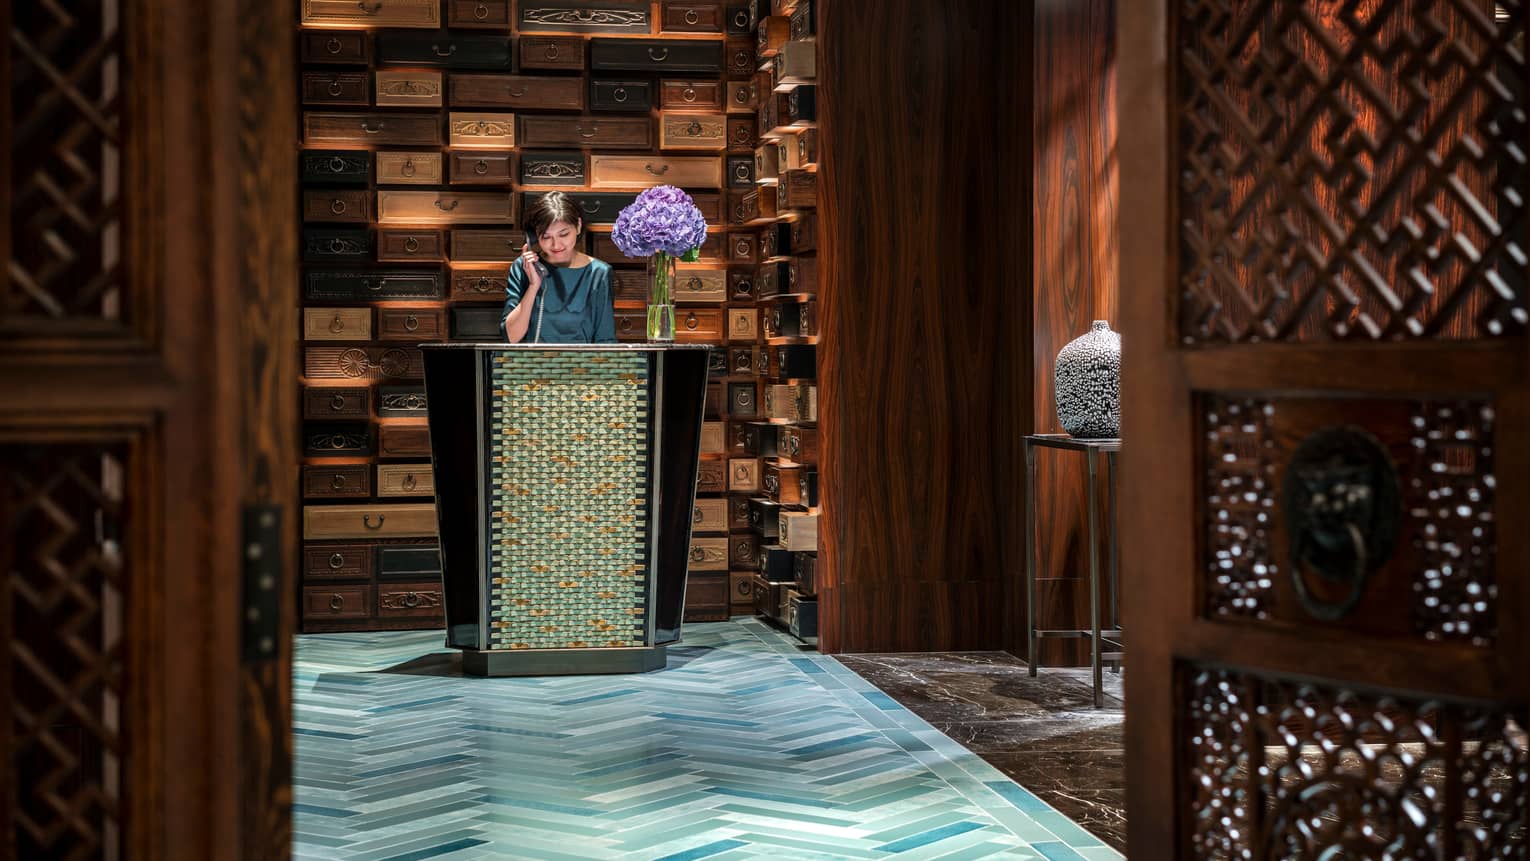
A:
[487,351,651,650]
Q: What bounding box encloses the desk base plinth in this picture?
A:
[460,645,668,677]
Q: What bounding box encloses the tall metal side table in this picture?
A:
[1024,434,1122,708]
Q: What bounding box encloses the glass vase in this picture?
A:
[646,251,676,342]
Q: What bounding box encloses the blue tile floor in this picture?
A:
[294,618,1124,861]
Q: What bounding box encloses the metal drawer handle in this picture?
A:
[361,120,385,134]
[736,390,753,407]
[331,473,347,490]
[509,86,527,98]
[476,276,493,290]
[619,317,634,332]
[545,44,561,60]
[328,552,346,570]
[401,158,416,176]
[328,156,348,173]
[403,592,421,608]
[693,506,703,522]
[326,36,344,54]
[577,124,599,139]
[583,201,602,213]
[735,541,751,556]
[735,88,748,104]
[328,238,349,253]
[329,314,346,333]
[357,1,383,14]
[686,276,702,290]
[475,2,490,20]
[649,47,670,61]
[646,163,670,176]
[474,159,490,175]
[403,236,420,253]
[330,198,348,214]
[685,9,700,24]
[734,465,751,479]
[329,392,347,409]
[683,87,697,102]
[735,278,752,295]
[685,312,699,330]
[435,199,460,211]
[402,474,417,491]
[687,120,703,136]
[433,44,457,57]
[329,594,346,610]
[690,546,705,562]
[788,437,801,454]
[613,86,629,102]
[733,10,749,28]
[734,203,746,220]
[363,514,385,530]
[328,80,345,97]
[404,314,420,331]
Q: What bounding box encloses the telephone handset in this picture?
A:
[524,231,551,279]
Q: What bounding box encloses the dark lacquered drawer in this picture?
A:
[377,308,446,341]
[301,150,371,186]
[591,80,654,113]
[304,543,371,580]
[749,497,781,539]
[303,585,373,622]
[304,112,442,147]
[305,270,444,302]
[742,421,778,457]
[729,270,755,301]
[304,423,373,457]
[798,127,818,166]
[697,458,726,493]
[303,229,371,263]
[791,212,817,252]
[725,37,755,77]
[377,229,445,263]
[726,155,755,188]
[375,33,513,69]
[302,71,369,106]
[789,258,818,296]
[730,532,760,568]
[303,386,371,421]
[303,464,371,499]
[519,35,584,70]
[707,348,730,378]
[591,39,724,74]
[518,115,654,150]
[727,116,757,153]
[377,581,446,618]
[303,190,371,224]
[660,80,724,110]
[301,30,370,65]
[727,345,756,375]
[786,85,817,125]
[729,232,758,264]
[729,496,752,530]
[799,468,819,507]
[452,306,505,340]
[614,309,646,342]
[794,550,816,592]
[591,233,642,266]
[452,267,511,300]
[790,0,815,38]
[520,150,586,186]
[728,381,758,417]
[376,545,443,580]
[662,1,723,32]
[451,229,522,262]
[726,0,751,33]
[521,192,637,226]
[518,0,651,33]
[761,545,793,581]
[448,0,511,27]
[379,424,432,458]
[378,385,429,417]
[704,380,724,417]
[770,343,815,379]
[449,151,514,185]
[757,261,788,299]
[449,74,583,110]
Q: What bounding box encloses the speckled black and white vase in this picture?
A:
[1054,320,1121,439]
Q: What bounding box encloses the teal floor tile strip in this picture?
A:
[294,619,1121,859]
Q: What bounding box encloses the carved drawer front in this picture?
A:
[591,39,724,74]
[726,81,756,114]
[304,308,372,342]
[704,380,724,417]
[780,510,818,552]
[377,464,435,497]
[303,386,371,421]
[518,36,585,71]
[727,116,757,153]
[614,310,646,342]
[799,300,818,337]
[781,425,818,462]
[449,112,516,148]
[302,149,371,185]
[303,503,438,540]
[377,545,442,580]
[303,464,371,499]
[373,151,442,187]
[728,232,758,264]
[729,571,754,608]
[591,80,654,113]
[700,421,726,454]
[449,0,511,28]
[662,1,723,32]
[372,70,443,109]
[451,229,521,262]
[674,308,724,343]
[378,424,432,458]
[303,190,371,224]
[518,115,654,150]
[304,423,372,457]
[660,80,724,111]
[374,33,513,69]
[757,15,790,57]
[302,71,369,106]
[518,0,651,34]
[377,191,516,224]
[727,345,756,376]
[377,581,446,618]
[675,269,727,303]
[697,458,726,492]
[520,150,585,186]
[303,112,442,146]
[302,586,374,622]
[742,421,777,457]
[728,456,761,492]
[779,169,816,210]
[688,536,730,571]
[728,308,759,342]
[611,270,647,304]
[301,0,440,28]
[377,229,445,263]
[376,385,429,417]
[377,308,445,342]
[450,74,583,111]
[725,37,755,77]
[521,192,636,226]
[728,270,755,301]
[589,155,722,190]
[301,30,370,65]
[452,307,505,340]
[730,533,760,568]
[728,496,752,530]
[763,462,800,505]
[304,543,371,580]
[727,155,754,188]
[303,228,370,263]
[660,113,728,151]
[692,496,727,532]
[305,346,425,382]
[749,497,780,539]
[452,267,511,300]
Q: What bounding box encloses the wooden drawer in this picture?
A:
[691,192,722,225]
[377,191,516,225]
[726,80,756,114]
[675,308,724,343]
[688,536,729,571]
[517,0,651,33]
[375,151,443,186]
[591,80,654,113]
[790,0,814,37]
[452,306,504,340]
[590,155,722,190]
[729,496,752,530]
[377,581,446,618]
[728,270,755,302]
[675,269,727,303]
[611,270,646,303]
[764,382,816,421]
[786,86,817,126]
[303,464,371,499]
[304,308,372,342]
[761,220,788,258]
[305,270,444,303]
[662,1,723,32]
[780,169,816,210]
[377,229,445,263]
[774,135,803,171]
[304,112,442,147]
[450,152,514,185]
[375,33,513,69]
[729,380,758,417]
[592,39,724,74]
[378,424,432,458]
[762,462,800,504]
[518,115,654,150]
[377,385,429,417]
[788,258,818,296]
[302,71,369,106]
[449,112,516,148]
[745,186,778,222]
[707,347,730,378]
[727,308,759,342]
[377,545,443,579]
[726,0,752,33]
[798,468,818,507]
[520,150,586,186]
[522,192,636,226]
[697,458,726,492]
[303,386,370,420]
[305,346,425,382]
[375,70,443,108]
[302,149,370,185]
[704,380,724,417]
[303,190,370,224]
[686,574,730,620]
[749,497,780,539]
[377,463,434,497]
[797,127,819,166]
[726,155,754,188]
[598,238,646,270]
[727,116,757,153]
[769,343,815,379]
[728,233,758,264]
[757,262,786,299]
[660,113,728,151]
[728,346,759,377]
[693,232,726,262]
[377,308,445,341]
[700,421,726,454]
[304,543,371,580]
[730,532,760,568]
[759,92,785,137]
[729,571,754,608]
[452,267,511,300]
[614,310,646,342]
[725,37,755,77]
[301,0,440,27]
[303,229,370,263]
[450,74,583,110]
[775,39,815,85]
[301,30,370,65]
[800,299,819,337]
[304,423,371,457]
[728,457,760,492]
[452,229,521,262]
[449,0,511,27]
[302,585,373,622]
[781,425,817,462]
[757,15,790,57]
[780,510,818,551]
[741,420,777,456]
[518,36,584,70]
[693,498,728,535]
[754,142,780,182]
[660,80,724,111]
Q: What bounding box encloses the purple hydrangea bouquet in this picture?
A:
[610,185,709,341]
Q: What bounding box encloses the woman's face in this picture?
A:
[537,219,581,264]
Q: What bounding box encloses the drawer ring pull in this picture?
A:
[474,2,490,19]
[613,87,629,102]
[545,44,561,60]
[328,552,346,570]
[435,199,460,211]
[331,198,348,214]
[685,312,699,330]
[476,276,493,290]
[329,238,349,253]
[683,87,697,102]
[327,80,345,97]
[403,236,420,253]
[433,44,457,57]
[365,278,384,291]
[401,158,416,176]
[326,36,344,54]
[402,474,417,491]
[474,159,490,175]
[736,390,753,406]
[361,120,385,134]
[329,315,346,334]
[577,124,599,139]
[329,594,346,611]
[584,201,602,213]
[331,473,347,490]
[403,592,421,608]
[645,163,670,176]
[363,514,385,530]
[329,393,347,410]
[687,120,703,136]
[689,546,705,562]
[733,10,749,28]
[734,465,750,479]
[684,9,700,24]
[404,314,420,331]
[357,1,383,14]
[649,47,670,61]
[509,86,527,98]
[693,506,703,522]
[328,156,348,173]
[686,276,702,290]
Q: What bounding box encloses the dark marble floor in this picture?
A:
[837,651,1126,853]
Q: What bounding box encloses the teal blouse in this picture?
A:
[500,258,617,344]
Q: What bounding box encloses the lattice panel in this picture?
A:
[1185,666,1529,858]
[5,445,128,860]
[1178,0,1528,342]
[1204,397,1278,619]
[7,0,125,327]
[1410,401,1497,644]
[487,351,650,650]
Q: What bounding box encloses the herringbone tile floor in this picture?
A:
[294,618,1123,861]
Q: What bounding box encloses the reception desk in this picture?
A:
[421,343,710,676]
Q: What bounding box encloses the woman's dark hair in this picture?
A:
[524,191,583,239]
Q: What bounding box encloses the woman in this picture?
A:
[501,192,617,344]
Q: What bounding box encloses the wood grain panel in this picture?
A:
[818,0,1034,653]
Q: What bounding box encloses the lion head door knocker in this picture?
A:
[1281,426,1402,621]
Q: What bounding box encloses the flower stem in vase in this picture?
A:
[647,250,676,342]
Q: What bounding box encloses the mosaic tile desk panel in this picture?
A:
[489,351,651,650]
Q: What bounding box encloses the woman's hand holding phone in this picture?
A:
[520,243,543,291]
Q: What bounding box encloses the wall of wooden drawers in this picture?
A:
[296,0,821,633]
